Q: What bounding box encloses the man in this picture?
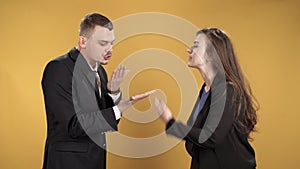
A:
[41,13,154,169]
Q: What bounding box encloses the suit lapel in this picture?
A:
[69,48,80,62]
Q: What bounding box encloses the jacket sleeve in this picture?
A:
[42,60,118,139]
[166,83,236,149]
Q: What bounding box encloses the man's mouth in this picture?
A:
[104,54,112,60]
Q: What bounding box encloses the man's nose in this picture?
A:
[107,44,113,52]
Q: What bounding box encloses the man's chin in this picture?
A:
[99,60,109,65]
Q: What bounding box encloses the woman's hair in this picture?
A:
[197,28,259,139]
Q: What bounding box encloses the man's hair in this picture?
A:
[79,13,113,37]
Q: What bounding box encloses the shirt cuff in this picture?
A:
[113,106,121,120]
[109,92,121,103]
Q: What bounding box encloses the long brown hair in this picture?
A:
[197,28,259,139]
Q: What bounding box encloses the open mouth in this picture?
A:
[104,54,112,60]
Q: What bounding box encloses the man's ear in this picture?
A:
[79,35,87,49]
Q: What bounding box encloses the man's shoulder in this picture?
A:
[52,53,69,62]
[42,50,76,85]
[52,49,74,63]
[49,48,78,63]
[47,48,77,68]
[44,54,68,72]
[43,49,76,76]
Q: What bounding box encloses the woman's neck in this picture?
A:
[199,68,217,92]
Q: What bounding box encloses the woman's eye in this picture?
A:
[193,45,199,49]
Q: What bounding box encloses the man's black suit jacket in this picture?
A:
[41,48,119,169]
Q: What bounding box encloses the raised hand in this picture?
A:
[154,98,173,124]
[117,90,156,113]
[107,65,130,93]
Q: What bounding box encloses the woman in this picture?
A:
[155,28,258,169]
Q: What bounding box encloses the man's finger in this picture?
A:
[123,69,130,79]
[118,65,124,78]
[114,65,121,78]
[130,90,156,102]
[145,90,156,95]
[130,93,147,101]
[135,90,156,100]
[111,70,116,80]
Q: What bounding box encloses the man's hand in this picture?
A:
[107,65,130,93]
[117,90,156,113]
[154,98,173,124]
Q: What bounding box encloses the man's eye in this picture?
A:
[99,41,109,46]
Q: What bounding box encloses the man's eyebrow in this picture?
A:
[98,39,115,43]
[98,40,109,43]
[194,40,199,44]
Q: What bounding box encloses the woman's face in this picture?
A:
[187,33,208,69]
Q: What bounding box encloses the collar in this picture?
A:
[69,47,80,62]
[89,62,99,72]
[69,47,99,72]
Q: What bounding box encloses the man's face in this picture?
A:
[85,26,115,65]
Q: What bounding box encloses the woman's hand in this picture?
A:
[154,98,173,124]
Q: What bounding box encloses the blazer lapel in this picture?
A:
[69,47,80,62]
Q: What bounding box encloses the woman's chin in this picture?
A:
[187,62,195,68]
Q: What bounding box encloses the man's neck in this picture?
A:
[79,50,98,71]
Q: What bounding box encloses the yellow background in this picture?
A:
[1,0,299,168]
